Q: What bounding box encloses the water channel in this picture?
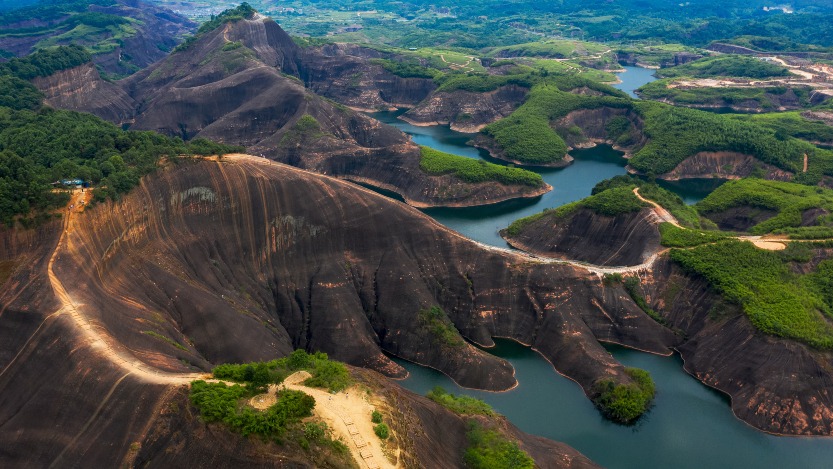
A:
[370,67,833,468]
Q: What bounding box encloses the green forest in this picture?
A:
[0,107,240,226]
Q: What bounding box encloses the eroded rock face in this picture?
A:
[555,107,647,153]
[300,43,437,110]
[502,207,662,266]
[48,157,671,394]
[643,256,833,435]
[401,85,529,132]
[0,156,670,466]
[0,0,194,77]
[656,151,793,181]
[32,63,135,124]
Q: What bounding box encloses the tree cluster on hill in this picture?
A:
[0,106,242,226]
[0,45,91,112]
[0,44,91,80]
[174,3,256,52]
[671,240,833,349]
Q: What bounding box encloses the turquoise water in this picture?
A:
[367,85,833,467]
[372,108,715,247]
[372,110,629,247]
[612,66,658,99]
[392,340,833,469]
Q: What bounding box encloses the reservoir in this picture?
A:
[612,65,658,99]
[369,97,833,468]
[372,110,629,247]
[392,340,833,469]
[372,107,715,247]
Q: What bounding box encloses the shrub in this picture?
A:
[426,386,494,416]
[303,422,328,442]
[464,421,534,469]
[592,368,655,424]
[373,423,389,439]
[371,410,383,424]
[418,306,465,348]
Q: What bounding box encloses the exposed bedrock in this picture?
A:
[32,63,136,124]
[47,157,672,394]
[401,85,529,132]
[300,43,437,110]
[555,107,647,152]
[643,256,833,435]
[654,151,793,181]
[111,17,544,208]
[502,207,662,266]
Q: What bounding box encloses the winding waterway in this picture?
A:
[392,340,833,469]
[367,66,833,468]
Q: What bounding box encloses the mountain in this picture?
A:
[29,8,549,208]
[0,154,671,466]
[0,0,195,77]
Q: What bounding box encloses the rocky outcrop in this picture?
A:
[115,17,545,207]
[46,157,671,391]
[401,85,529,132]
[655,151,793,181]
[555,106,647,153]
[301,43,437,110]
[0,156,673,465]
[502,207,662,266]
[133,368,598,468]
[0,0,194,77]
[643,256,833,435]
[31,63,135,124]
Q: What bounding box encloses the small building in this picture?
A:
[54,179,87,189]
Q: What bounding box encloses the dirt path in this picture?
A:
[633,187,681,228]
[47,191,207,385]
[280,372,394,469]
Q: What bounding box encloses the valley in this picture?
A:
[4,1,833,468]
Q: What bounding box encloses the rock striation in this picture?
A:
[502,207,663,266]
[401,85,528,132]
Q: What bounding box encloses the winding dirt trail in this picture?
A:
[634,187,790,251]
[281,372,394,469]
[47,191,207,385]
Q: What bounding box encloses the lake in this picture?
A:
[366,77,833,467]
[612,65,658,99]
[391,340,833,469]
